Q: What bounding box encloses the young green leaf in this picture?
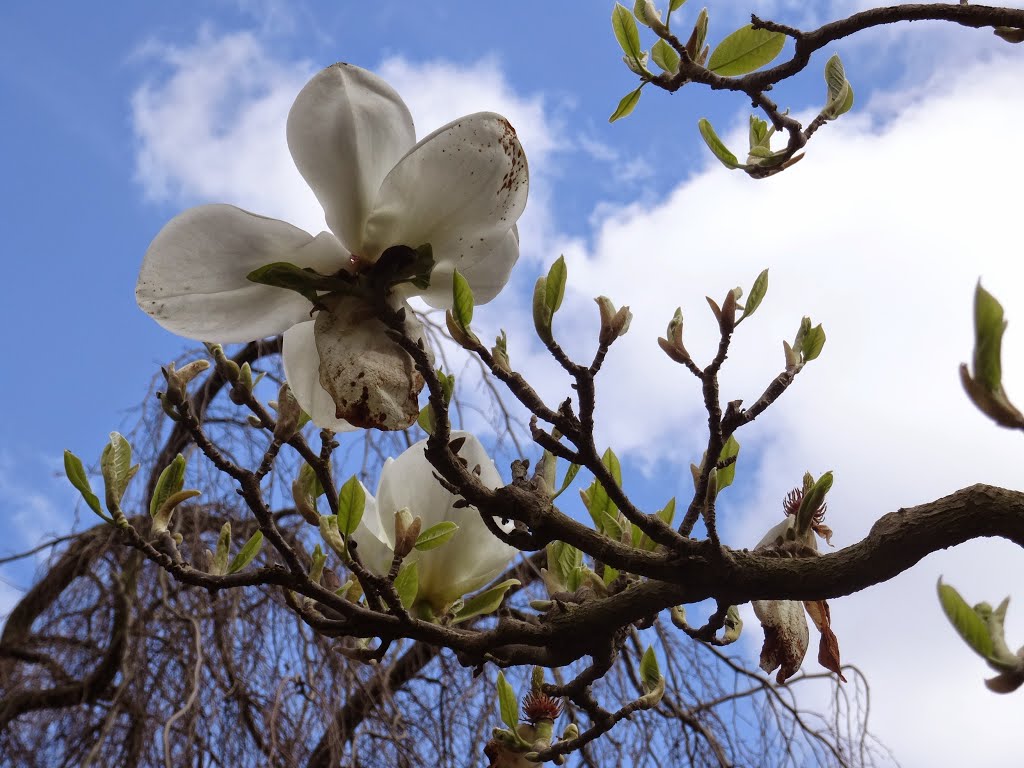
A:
[452,579,521,624]
[612,3,643,62]
[554,463,581,500]
[394,561,419,609]
[670,0,686,10]
[150,454,187,518]
[651,38,680,73]
[716,434,740,490]
[938,579,996,661]
[545,256,567,313]
[533,275,554,342]
[417,403,437,435]
[101,432,139,514]
[657,497,676,526]
[801,323,826,361]
[213,522,232,576]
[609,86,643,123]
[496,671,520,730]
[602,448,623,486]
[63,450,110,522]
[337,475,366,535]
[698,118,740,169]
[452,269,474,329]
[739,269,769,322]
[414,520,459,551]
[974,282,1007,392]
[227,530,264,574]
[707,25,785,76]
[640,646,661,692]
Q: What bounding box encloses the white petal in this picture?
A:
[376,432,516,608]
[282,321,358,433]
[350,488,394,576]
[417,226,520,308]
[753,599,810,684]
[137,205,348,343]
[362,113,529,263]
[287,64,415,254]
[313,295,427,430]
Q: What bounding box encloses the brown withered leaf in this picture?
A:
[804,599,847,682]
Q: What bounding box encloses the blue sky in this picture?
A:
[3,1,1024,764]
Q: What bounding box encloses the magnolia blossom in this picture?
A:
[751,514,845,684]
[137,63,528,430]
[352,431,517,613]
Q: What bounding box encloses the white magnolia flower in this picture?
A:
[137,63,528,431]
[352,431,517,614]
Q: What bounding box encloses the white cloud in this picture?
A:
[521,53,1024,765]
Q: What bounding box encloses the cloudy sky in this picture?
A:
[3,1,1024,764]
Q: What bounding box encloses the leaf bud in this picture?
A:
[393,507,423,559]
[595,296,633,345]
[274,383,302,441]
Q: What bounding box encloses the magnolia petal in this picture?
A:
[362,112,528,263]
[287,64,416,253]
[282,321,358,433]
[753,599,809,684]
[804,600,847,682]
[313,295,426,430]
[137,205,347,343]
[375,432,516,609]
[418,226,520,309]
[349,489,394,577]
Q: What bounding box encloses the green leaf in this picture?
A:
[640,645,661,691]
[246,261,349,304]
[545,256,567,313]
[417,403,437,435]
[101,432,138,513]
[63,450,109,522]
[337,475,366,536]
[612,3,643,63]
[657,497,676,526]
[707,25,785,76]
[452,269,474,329]
[602,448,623,486]
[609,86,643,123]
[938,579,995,661]
[716,435,740,490]
[603,563,620,585]
[227,530,264,574]
[824,53,846,99]
[740,269,769,321]
[533,276,553,343]
[974,282,1006,392]
[213,522,231,576]
[822,54,855,119]
[801,324,826,362]
[749,116,769,149]
[415,521,459,551]
[651,38,680,73]
[496,671,519,730]
[698,118,740,169]
[394,561,419,609]
[452,579,520,624]
[670,0,686,10]
[553,463,581,500]
[150,454,186,518]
